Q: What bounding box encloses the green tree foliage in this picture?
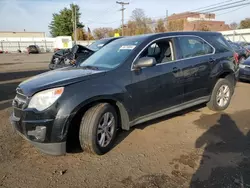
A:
[240,18,250,29]
[72,28,87,40]
[49,4,84,37]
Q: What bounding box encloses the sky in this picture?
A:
[0,0,249,36]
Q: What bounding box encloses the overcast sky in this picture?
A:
[0,0,249,36]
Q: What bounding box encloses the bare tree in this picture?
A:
[129,8,153,35]
[93,27,114,39]
[229,22,239,30]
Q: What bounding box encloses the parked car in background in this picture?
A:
[11,32,238,156]
[49,37,122,70]
[27,45,40,54]
[236,41,250,54]
[228,41,249,63]
[236,41,250,47]
[239,56,250,81]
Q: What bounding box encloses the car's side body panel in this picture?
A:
[10,31,238,155]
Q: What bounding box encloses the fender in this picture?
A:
[209,57,237,93]
[55,81,132,139]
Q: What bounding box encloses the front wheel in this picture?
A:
[207,78,233,111]
[79,103,118,155]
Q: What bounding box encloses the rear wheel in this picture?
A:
[207,78,233,111]
[79,103,118,155]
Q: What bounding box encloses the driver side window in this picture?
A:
[139,39,174,64]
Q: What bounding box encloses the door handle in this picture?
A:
[172,67,179,73]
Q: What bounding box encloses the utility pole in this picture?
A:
[116,1,129,36]
[74,5,77,44]
[72,6,74,43]
[166,9,168,31]
[72,4,77,44]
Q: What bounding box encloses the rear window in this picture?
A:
[206,35,232,53]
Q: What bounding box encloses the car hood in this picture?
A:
[19,67,106,96]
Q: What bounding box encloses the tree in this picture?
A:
[168,19,184,31]
[49,4,84,37]
[92,27,114,39]
[239,18,250,29]
[155,19,166,33]
[127,8,153,35]
[229,22,238,30]
[72,28,87,40]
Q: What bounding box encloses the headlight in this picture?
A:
[239,64,246,69]
[28,87,64,111]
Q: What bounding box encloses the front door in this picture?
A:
[128,38,183,120]
[175,36,215,102]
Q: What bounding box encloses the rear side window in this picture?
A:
[177,36,214,58]
[207,35,232,53]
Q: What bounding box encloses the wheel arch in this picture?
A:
[67,96,130,133]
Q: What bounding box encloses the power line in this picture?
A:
[83,4,119,25]
[217,3,250,15]
[201,1,250,13]
[85,0,250,27]
[190,0,234,11]
[199,0,248,13]
[152,1,250,22]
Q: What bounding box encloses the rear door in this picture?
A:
[175,36,215,103]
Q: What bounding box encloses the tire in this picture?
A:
[207,78,233,111]
[79,103,118,155]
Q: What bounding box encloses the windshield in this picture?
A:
[88,38,111,51]
[80,37,144,69]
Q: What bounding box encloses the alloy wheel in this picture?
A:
[216,85,230,107]
[97,112,115,147]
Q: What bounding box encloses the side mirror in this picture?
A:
[133,57,157,69]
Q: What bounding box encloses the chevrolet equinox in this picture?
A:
[10,32,239,155]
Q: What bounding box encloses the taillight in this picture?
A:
[234,53,239,64]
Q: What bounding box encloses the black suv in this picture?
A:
[10,32,239,155]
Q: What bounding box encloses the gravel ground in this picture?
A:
[0,53,250,188]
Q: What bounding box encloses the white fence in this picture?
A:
[0,37,95,53]
[0,37,55,52]
[0,40,54,52]
[220,29,250,42]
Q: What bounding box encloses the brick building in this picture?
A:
[168,12,230,31]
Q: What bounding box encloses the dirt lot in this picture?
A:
[0,53,250,188]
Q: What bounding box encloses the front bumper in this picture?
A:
[10,112,66,155]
